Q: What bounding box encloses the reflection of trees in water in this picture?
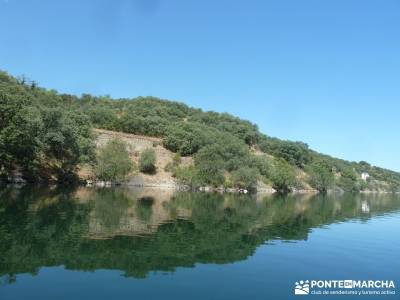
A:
[0,187,399,281]
[136,197,154,222]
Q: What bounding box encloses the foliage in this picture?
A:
[174,166,200,187]
[0,74,95,181]
[248,155,273,178]
[163,123,212,155]
[189,111,259,145]
[307,161,335,193]
[270,159,296,192]
[95,139,133,181]
[338,169,360,193]
[194,147,225,186]
[259,137,311,168]
[164,153,182,173]
[231,167,259,189]
[139,148,156,174]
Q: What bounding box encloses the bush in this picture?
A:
[307,161,334,193]
[248,155,272,178]
[139,148,156,174]
[174,166,199,187]
[338,168,360,192]
[231,167,259,189]
[163,123,213,156]
[270,159,296,192]
[95,139,133,181]
[259,137,310,168]
[194,145,226,186]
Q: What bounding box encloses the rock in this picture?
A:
[96,181,105,187]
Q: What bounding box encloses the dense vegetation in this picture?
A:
[0,72,94,182]
[1,70,399,192]
[95,139,133,181]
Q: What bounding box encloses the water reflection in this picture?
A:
[0,187,399,281]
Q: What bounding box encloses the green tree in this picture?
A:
[307,161,334,193]
[139,148,156,174]
[338,168,360,193]
[194,145,226,186]
[41,108,95,180]
[174,166,199,187]
[231,167,259,190]
[259,137,310,168]
[270,159,296,192]
[163,123,211,156]
[0,80,94,181]
[95,139,133,181]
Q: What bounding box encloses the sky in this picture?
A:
[1,0,399,171]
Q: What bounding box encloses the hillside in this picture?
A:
[86,128,193,189]
[1,70,400,193]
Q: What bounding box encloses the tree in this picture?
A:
[270,159,296,192]
[41,108,95,180]
[248,155,272,178]
[163,123,211,156]
[0,83,94,181]
[194,147,225,186]
[338,168,360,193]
[139,148,156,174]
[95,139,133,181]
[259,137,310,168]
[231,167,259,190]
[307,161,334,193]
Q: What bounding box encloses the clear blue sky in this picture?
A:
[1,0,399,171]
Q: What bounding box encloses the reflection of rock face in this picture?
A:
[1,187,400,280]
[84,188,190,239]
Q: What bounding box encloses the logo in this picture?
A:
[295,280,310,295]
[294,279,396,296]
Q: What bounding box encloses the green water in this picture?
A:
[0,187,399,299]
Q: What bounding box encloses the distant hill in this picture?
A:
[1,70,399,193]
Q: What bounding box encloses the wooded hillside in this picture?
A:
[1,70,399,193]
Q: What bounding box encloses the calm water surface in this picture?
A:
[0,187,399,299]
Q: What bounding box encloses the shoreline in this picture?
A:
[2,179,399,195]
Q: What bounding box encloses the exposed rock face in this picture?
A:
[91,129,192,189]
[94,128,160,152]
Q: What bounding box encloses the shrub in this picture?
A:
[95,139,133,181]
[165,153,182,173]
[270,159,296,192]
[194,146,226,186]
[139,148,156,174]
[307,161,334,193]
[163,123,212,156]
[174,166,199,187]
[248,155,272,178]
[231,167,259,189]
[259,137,310,168]
[338,168,360,192]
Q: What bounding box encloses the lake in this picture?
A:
[0,187,399,299]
